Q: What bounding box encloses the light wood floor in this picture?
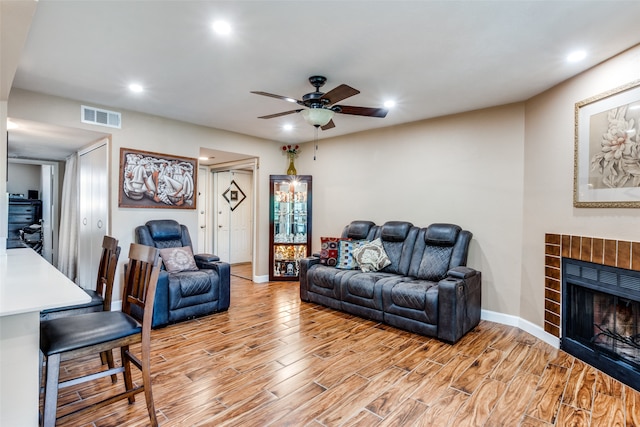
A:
[230,262,252,280]
[50,275,640,426]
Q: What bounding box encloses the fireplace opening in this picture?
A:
[562,258,640,390]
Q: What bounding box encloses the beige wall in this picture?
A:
[8,88,286,299]
[520,45,640,327]
[296,104,526,317]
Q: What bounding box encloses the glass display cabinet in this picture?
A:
[269,175,312,281]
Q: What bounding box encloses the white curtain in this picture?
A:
[57,153,78,282]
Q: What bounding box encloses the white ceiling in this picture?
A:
[9,0,640,162]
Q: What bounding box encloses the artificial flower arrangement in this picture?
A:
[282,144,300,157]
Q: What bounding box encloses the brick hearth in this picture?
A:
[544,234,640,337]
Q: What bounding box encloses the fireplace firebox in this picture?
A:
[562,258,640,390]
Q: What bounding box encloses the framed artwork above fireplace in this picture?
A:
[574,79,640,208]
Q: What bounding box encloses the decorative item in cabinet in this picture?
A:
[269,175,312,281]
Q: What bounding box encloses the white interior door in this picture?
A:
[197,166,209,253]
[78,141,108,289]
[214,171,231,262]
[213,169,253,264]
[229,171,252,263]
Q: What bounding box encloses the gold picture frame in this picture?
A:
[574,79,640,207]
[118,147,197,209]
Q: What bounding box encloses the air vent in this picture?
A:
[81,105,121,129]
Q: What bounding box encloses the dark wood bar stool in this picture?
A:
[41,235,121,380]
[39,243,161,427]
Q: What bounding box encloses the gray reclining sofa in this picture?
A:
[299,220,481,343]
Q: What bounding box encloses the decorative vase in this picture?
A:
[287,153,297,175]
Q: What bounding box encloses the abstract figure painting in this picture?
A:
[119,148,197,209]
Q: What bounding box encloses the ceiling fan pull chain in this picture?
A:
[314,128,318,161]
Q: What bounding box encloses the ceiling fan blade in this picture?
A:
[257,109,302,119]
[321,84,360,105]
[251,91,302,105]
[320,119,336,131]
[335,105,388,118]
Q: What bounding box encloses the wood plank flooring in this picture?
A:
[49,275,640,426]
[230,262,252,281]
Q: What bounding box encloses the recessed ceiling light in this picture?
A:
[285,98,297,103]
[199,156,210,161]
[567,50,587,63]
[129,83,144,93]
[384,100,396,108]
[283,124,293,131]
[212,20,231,35]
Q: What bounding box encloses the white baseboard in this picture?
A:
[481,309,560,348]
[253,275,269,283]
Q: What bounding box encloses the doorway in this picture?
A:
[210,162,256,281]
[7,159,59,264]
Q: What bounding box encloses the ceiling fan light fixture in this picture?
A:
[301,108,334,127]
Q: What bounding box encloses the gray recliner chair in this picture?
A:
[135,219,230,328]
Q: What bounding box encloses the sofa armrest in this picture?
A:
[446,266,476,279]
[437,268,482,343]
[299,256,321,301]
[194,260,231,311]
[195,253,220,263]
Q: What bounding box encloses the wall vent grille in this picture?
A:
[81,105,121,129]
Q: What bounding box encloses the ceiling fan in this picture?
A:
[251,75,388,130]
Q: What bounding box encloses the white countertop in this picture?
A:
[0,248,90,317]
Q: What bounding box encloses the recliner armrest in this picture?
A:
[196,258,226,270]
[191,260,231,311]
[195,253,220,263]
[446,266,476,279]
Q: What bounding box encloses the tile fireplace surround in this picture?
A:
[544,233,640,337]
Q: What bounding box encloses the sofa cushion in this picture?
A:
[382,279,439,325]
[169,270,216,309]
[378,222,418,276]
[381,221,413,242]
[353,238,391,272]
[144,220,185,248]
[415,246,453,281]
[159,246,199,273]
[425,223,461,246]
[336,240,367,270]
[343,221,376,240]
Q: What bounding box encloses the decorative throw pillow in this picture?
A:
[352,238,391,272]
[320,237,349,266]
[159,246,199,273]
[336,240,367,270]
